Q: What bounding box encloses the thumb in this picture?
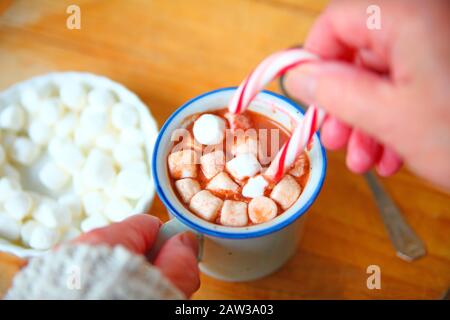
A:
[284,61,396,140]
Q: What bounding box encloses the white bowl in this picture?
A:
[0,72,159,257]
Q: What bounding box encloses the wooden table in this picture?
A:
[0,0,449,299]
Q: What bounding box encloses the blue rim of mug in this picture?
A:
[152,87,327,239]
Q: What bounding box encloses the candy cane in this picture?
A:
[228,48,325,182]
[228,48,318,114]
[264,106,326,182]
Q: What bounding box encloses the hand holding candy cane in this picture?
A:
[228,48,326,182]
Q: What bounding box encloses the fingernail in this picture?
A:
[284,66,317,104]
[180,231,199,256]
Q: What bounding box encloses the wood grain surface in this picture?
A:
[0,0,449,299]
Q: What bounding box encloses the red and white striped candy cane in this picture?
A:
[228,48,325,182]
[228,48,318,114]
[264,106,326,182]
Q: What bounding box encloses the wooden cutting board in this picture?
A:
[0,0,449,299]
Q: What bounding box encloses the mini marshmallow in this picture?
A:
[4,191,33,221]
[96,132,118,151]
[58,193,83,220]
[0,213,21,241]
[289,154,307,178]
[200,151,225,179]
[74,126,94,148]
[38,98,62,126]
[175,178,201,203]
[0,177,21,202]
[0,145,5,166]
[28,120,52,145]
[104,197,134,222]
[29,225,59,250]
[20,87,41,114]
[193,114,226,145]
[82,149,115,190]
[10,137,40,165]
[80,214,109,232]
[189,190,223,222]
[113,144,144,166]
[120,128,144,146]
[248,196,278,224]
[270,175,301,210]
[226,153,261,180]
[88,88,116,108]
[20,220,39,246]
[48,138,65,159]
[60,227,82,242]
[206,172,239,195]
[0,104,25,131]
[39,161,70,191]
[242,175,269,198]
[220,200,248,227]
[82,191,108,216]
[60,81,87,110]
[111,103,139,130]
[33,200,72,228]
[80,106,109,135]
[55,114,78,137]
[168,150,198,179]
[53,142,85,174]
[116,167,149,200]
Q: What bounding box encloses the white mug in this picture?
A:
[151,88,326,282]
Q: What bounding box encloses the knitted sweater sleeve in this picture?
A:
[5,244,185,300]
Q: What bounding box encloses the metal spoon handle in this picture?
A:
[364,171,426,261]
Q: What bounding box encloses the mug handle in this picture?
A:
[147,218,203,261]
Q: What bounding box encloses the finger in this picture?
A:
[153,232,200,298]
[376,146,403,176]
[305,0,393,63]
[284,61,396,140]
[73,214,161,255]
[320,116,352,150]
[346,130,382,173]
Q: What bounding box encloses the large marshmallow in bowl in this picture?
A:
[220,200,248,227]
[226,153,261,181]
[242,175,269,198]
[60,81,87,110]
[189,190,223,222]
[52,142,85,174]
[80,106,109,135]
[82,191,107,216]
[82,149,115,190]
[80,214,109,232]
[175,178,201,204]
[168,150,198,179]
[20,220,39,246]
[206,172,239,195]
[193,114,226,145]
[270,175,301,210]
[0,104,25,132]
[248,196,278,224]
[58,193,83,220]
[200,151,225,179]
